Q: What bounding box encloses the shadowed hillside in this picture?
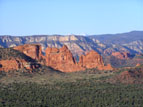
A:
[0,47,61,74]
[0,48,35,62]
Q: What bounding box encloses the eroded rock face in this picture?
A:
[45,45,84,72]
[79,50,104,68]
[1,44,112,72]
[0,58,40,72]
[111,52,131,59]
[78,50,113,70]
[0,45,42,72]
[45,45,113,72]
[13,44,43,60]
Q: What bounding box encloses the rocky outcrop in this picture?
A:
[0,46,41,72]
[0,58,40,72]
[111,52,131,59]
[45,45,84,72]
[79,50,113,70]
[0,44,113,72]
[79,50,104,68]
[45,45,113,72]
[13,44,43,61]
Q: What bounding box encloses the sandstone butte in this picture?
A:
[45,45,113,72]
[111,52,131,59]
[0,44,113,72]
[45,45,84,72]
[78,50,113,71]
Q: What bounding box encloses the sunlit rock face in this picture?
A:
[0,58,40,72]
[0,44,113,73]
[45,45,84,72]
[45,45,113,72]
[78,50,113,70]
[13,44,43,61]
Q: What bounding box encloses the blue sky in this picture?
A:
[0,0,143,36]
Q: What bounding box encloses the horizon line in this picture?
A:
[0,30,143,37]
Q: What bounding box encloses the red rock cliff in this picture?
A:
[0,58,40,72]
[79,50,113,70]
[79,50,104,68]
[13,44,43,60]
[45,45,113,72]
[45,45,84,72]
[2,44,112,72]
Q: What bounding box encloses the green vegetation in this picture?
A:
[110,56,127,68]
[0,68,143,107]
[1,46,143,107]
[1,79,143,107]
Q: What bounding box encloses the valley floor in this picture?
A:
[0,69,143,107]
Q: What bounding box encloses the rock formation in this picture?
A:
[79,50,113,70]
[1,31,143,57]
[45,45,113,72]
[45,45,84,72]
[0,44,113,72]
[0,58,40,72]
[111,52,131,59]
[79,50,103,68]
[13,44,43,61]
[0,47,40,72]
